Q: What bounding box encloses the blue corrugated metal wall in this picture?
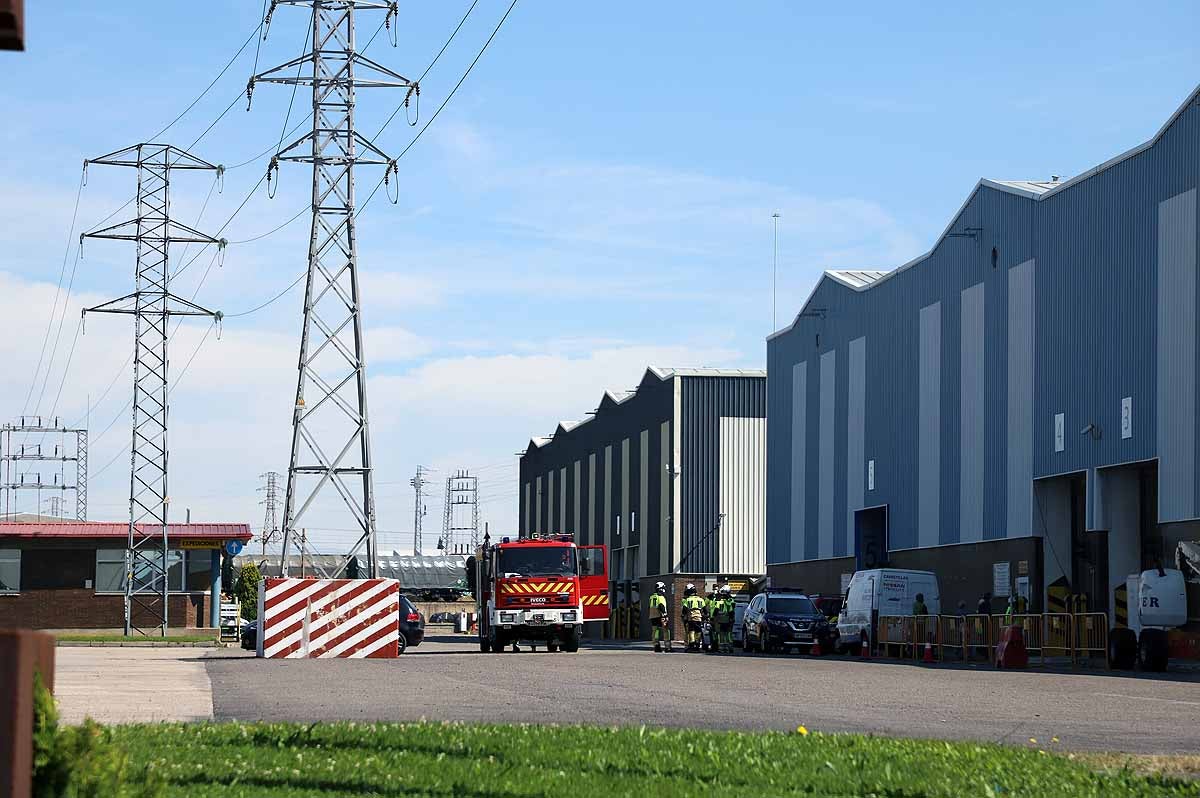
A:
[767,89,1200,564]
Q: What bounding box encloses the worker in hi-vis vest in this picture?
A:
[681,583,705,651]
[649,581,671,652]
[712,585,736,653]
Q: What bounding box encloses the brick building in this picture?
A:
[0,521,251,630]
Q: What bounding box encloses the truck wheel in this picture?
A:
[490,633,506,653]
[547,642,559,653]
[1107,627,1137,670]
[1138,628,1169,672]
[562,635,579,653]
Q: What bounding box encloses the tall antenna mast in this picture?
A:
[411,465,429,556]
[251,0,416,580]
[81,143,224,636]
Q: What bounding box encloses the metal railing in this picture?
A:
[870,612,1111,669]
[1073,612,1109,667]
[877,615,913,658]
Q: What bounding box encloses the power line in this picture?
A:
[148,22,263,142]
[357,0,519,217]
[88,320,217,483]
[21,169,84,419]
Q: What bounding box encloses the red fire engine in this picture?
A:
[468,533,609,652]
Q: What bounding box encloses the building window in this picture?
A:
[0,549,20,593]
[95,549,211,594]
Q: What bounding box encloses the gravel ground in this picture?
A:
[203,633,1200,754]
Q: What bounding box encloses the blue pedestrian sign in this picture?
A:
[225,539,244,556]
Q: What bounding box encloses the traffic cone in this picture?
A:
[860,634,871,659]
[923,641,935,664]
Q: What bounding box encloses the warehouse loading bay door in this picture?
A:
[1035,461,1161,623]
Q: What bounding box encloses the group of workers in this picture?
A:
[648,580,737,653]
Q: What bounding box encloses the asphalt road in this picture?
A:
[205,633,1200,754]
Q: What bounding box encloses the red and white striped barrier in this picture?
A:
[256,577,400,659]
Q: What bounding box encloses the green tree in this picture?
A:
[234,562,262,620]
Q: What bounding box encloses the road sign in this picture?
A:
[225,539,244,556]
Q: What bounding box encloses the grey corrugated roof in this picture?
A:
[651,366,767,378]
[826,270,889,290]
[525,365,766,452]
[988,179,1061,195]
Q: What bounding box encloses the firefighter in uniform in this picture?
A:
[712,584,736,653]
[649,581,671,652]
[681,583,705,651]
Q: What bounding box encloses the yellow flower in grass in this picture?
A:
[797,726,809,737]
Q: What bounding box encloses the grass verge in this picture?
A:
[56,633,218,643]
[109,721,1200,797]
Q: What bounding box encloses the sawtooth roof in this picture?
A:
[769,82,1200,342]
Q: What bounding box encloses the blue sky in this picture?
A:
[1,1,1197,552]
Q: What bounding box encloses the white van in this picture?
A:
[837,569,940,652]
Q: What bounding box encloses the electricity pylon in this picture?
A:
[258,471,282,555]
[251,0,416,579]
[82,143,223,636]
[439,470,479,555]
[1,418,88,520]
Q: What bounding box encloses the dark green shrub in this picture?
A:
[235,561,262,620]
[31,671,162,798]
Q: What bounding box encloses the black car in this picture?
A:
[398,594,425,654]
[240,619,258,651]
[741,592,834,654]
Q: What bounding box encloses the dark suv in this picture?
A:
[398,594,425,654]
[742,592,833,654]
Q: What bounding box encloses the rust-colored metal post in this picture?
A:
[0,0,24,50]
[0,630,55,798]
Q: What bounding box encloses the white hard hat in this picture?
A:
[685,582,695,591]
[719,585,732,595]
[655,581,666,590]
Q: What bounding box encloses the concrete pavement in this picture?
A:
[55,647,213,724]
[203,634,1200,754]
[50,635,1200,753]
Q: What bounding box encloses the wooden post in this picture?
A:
[0,629,55,798]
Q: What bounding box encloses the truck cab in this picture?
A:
[470,534,608,653]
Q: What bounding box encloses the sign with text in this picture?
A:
[993,562,1011,597]
[178,539,222,550]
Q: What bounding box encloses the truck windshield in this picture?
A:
[498,547,576,577]
[766,597,817,615]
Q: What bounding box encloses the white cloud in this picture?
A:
[359,271,446,310]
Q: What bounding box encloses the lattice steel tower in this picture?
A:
[251,1,416,579]
[1,417,88,520]
[259,471,282,556]
[82,144,224,636]
[439,470,479,556]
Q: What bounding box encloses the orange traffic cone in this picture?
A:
[811,638,822,656]
[860,633,871,659]
[923,641,935,663]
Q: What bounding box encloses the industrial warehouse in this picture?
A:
[518,367,766,632]
[765,84,1200,628]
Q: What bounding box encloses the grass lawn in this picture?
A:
[109,722,1200,797]
[55,633,218,643]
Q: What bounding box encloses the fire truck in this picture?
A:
[467,533,609,652]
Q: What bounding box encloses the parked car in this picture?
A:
[240,619,258,651]
[837,569,940,653]
[398,594,425,654]
[741,591,834,654]
[809,593,844,622]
